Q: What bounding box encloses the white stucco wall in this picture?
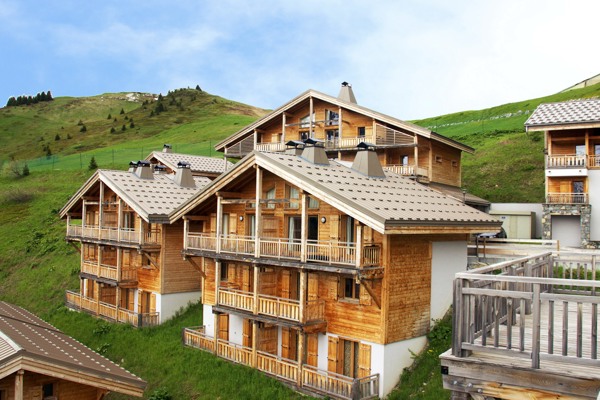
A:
[203,304,214,337]
[157,290,201,323]
[229,314,244,345]
[490,203,544,238]
[589,170,600,241]
[431,241,466,321]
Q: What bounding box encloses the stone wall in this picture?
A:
[542,204,598,248]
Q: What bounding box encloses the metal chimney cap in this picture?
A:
[177,161,191,168]
[137,160,151,167]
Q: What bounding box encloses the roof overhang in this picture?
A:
[525,121,600,132]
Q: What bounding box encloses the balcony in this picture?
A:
[185,233,381,268]
[441,252,600,398]
[545,192,588,204]
[66,225,160,246]
[65,290,158,327]
[80,261,138,282]
[546,154,587,168]
[183,327,379,400]
[217,287,325,323]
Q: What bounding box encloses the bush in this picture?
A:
[22,164,29,176]
[88,156,98,170]
[148,388,172,400]
[107,113,112,119]
[80,125,87,133]
[54,134,60,141]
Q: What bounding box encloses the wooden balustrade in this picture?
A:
[255,142,287,152]
[256,352,298,383]
[218,288,255,312]
[99,264,118,280]
[546,154,587,168]
[183,326,216,352]
[65,290,82,308]
[453,252,600,369]
[217,340,252,366]
[258,295,300,321]
[186,232,381,268]
[546,192,588,204]
[590,154,600,168]
[66,225,160,246]
[302,365,353,399]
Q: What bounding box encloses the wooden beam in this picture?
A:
[68,241,81,254]
[216,191,242,198]
[140,251,160,270]
[185,256,207,279]
[184,215,209,221]
[360,279,381,309]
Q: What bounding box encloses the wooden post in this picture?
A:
[254,128,258,149]
[309,97,313,138]
[252,320,258,367]
[97,282,101,316]
[117,198,123,242]
[138,216,143,245]
[297,331,304,387]
[82,200,87,229]
[355,224,363,269]
[299,270,306,323]
[99,181,104,234]
[255,167,262,258]
[215,261,221,306]
[216,195,223,254]
[282,113,286,143]
[97,245,102,278]
[183,217,189,251]
[414,136,419,178]
[452,278,464,357]
[14,370,24,400]
[338,106,343,140]
[300,192,308,262]
[253,265,259,315]
[372,119,376,144]
[531,283,541,368]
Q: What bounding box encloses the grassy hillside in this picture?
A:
[412,83,600,202]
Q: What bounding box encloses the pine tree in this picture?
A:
[80,125,87,133]
[46,91,53,100]
[195,84,202,91]
[54,134,60,141]
[107,113,112,119]
[110,127,116,133]
[22,164,30,176]
[88,156,98,170]
[120,108,125,114]
[129,121,135,128]
[121,124,126,131]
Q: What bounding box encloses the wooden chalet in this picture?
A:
[175,142,501,399]
[145,144,233,179]
[0,301,146,399]
[214,82,490,211]
[60,159,212,327]
[441,251,600,399]
[526,99,600,248]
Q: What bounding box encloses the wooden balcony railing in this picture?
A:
[255,142,287,152]
[545,192,588,204]
[80,261,137,282]
[183,329,379,400]
[65,290,159,327]
[452,252,600,370]
[67,225,160,246]
[546,154,587,168]
[589,154,600,167]
[217,287,325,323]
[257,351,299,383]
[185,233,382,268]
[383,164,429,178]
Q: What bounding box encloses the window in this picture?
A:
[573,181,584,193]
[435,155,443,163]
[308,196,319,209]
[343,277,360,300]
[326,129,339,143]
[300,131,309,140]
[247,214,256,237]
[401,155,409,166]
[325,109,339,125]
[357,127,365,137]
[220,263,229,282]
[342,339,360,378]
[452,160,458,168]
[300,113,315,129]
[264,187,276,209]
[42,383,55,400]
[0,389,5,400]
[288,216,301,241]
[286,185,300,209]
[575,145,586,156]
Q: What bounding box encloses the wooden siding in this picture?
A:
[429,142,462,186]
[161,222,201,294]
[0,371,101,400]
[383,235,432,343]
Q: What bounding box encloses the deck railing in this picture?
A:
[217,287,325,323]
[590,154,600,168]
[255,142,287,152]
[183,329,379,400]
[65,291,159,327]
[453,252,600,369]
[383,164,429,178]
[546,192,588,204]
[186,232,381,268]
[67,225,160,245]
[80,261,137,282]
[546,154,587,168]
[257,351,299,383]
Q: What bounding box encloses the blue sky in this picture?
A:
[2,0,600,120]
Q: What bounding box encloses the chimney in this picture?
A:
[300,138,329,165]
[351,142,386,178]
[338,82,357,104]
[128,161,138,173]
[285,140,305,156]
[154,165,167,174]
[135,161,153,179]
[163,144,172,153]
[174,161,196,188]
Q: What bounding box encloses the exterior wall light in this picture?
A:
[321,216,327,223]
[239,215,244,221]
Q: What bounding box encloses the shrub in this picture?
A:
[148,388,172,400]
[22,164,29,176]
[80,125,87,133]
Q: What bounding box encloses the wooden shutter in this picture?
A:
[229,213,237,234]
[281,270,291,299]
[242,266,252,292]
[308,273,319,301]
[359,281,373,306]
[127,289,134,310]
[329,215,340,242]
[218,314,229,341]
[259,325,277,354]
[307,333,319,367]
[281,327,290,359]
[358,343,372,378]
[209,213,216,233]
[327,336,339,373]
[242,319,252,347]
[150,293,156,313]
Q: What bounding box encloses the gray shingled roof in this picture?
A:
[256,152,499,231]
[147,151,233,175]
[0,301,146,390]
[525,99,600,128]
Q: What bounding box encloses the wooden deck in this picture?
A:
[442,251,600,399]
